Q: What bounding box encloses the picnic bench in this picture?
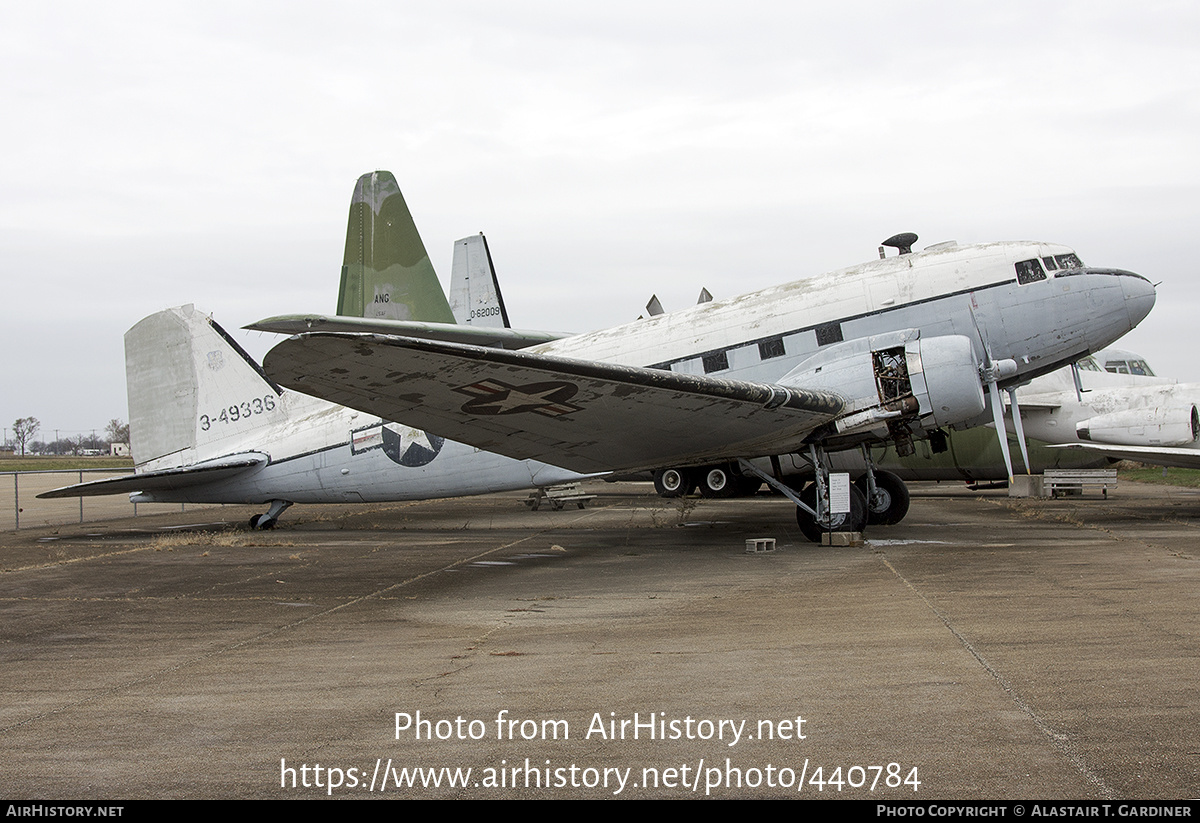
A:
[525,483,597,511]
[1042,469,1118,499]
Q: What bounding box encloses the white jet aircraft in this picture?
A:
[255,180,1157,540]
[1005,353,1200,470]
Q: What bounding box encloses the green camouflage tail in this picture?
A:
[337,171,456,323]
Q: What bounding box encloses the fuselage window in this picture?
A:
[815,322,844,346]
[702,351,729,373]
[759,337,786,359]
[1015,258,1046,285]
[1076,356,1103,372]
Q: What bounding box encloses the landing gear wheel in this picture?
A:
[796,485,867,543]
[653,468,695,498]
[698,465,739,498]
[248,514,276,530]
[856,470,910,526]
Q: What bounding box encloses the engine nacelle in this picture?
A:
[778,330,985,439]
[1077,406,1199,447]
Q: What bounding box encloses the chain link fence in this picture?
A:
[1,470,211,531]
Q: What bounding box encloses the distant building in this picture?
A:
[110,443,130,458]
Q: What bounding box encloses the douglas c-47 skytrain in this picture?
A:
[44,171,1156,540]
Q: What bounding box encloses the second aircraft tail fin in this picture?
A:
[449,233,511,328]
[337,170,456,324]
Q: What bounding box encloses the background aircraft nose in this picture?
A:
[1119,272,1156,328]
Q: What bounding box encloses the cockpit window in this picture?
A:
[1041,253,1084,272]
[1076,356,1102,372]
[1104,358,1155,376]
[1015,258,1046,284]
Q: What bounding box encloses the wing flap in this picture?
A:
[264,334,844,473]
[246,315,567,350]
[37,454,267,499]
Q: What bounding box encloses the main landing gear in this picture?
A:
[654,451,912,544]
[735,448,912,544]
[734,453,868,544]
[794,482,867,543]
[652,464,761,499]
[249,499,292,530]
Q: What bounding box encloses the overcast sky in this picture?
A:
[2,1,1197,443]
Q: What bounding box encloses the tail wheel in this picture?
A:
[796,485,867,543]
[654,468,695,498]
[248,514,276,530]
[698,465,740,498]
[855,470,911,526]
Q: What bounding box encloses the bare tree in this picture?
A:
[12,417,39,456]
[105,419,130,445]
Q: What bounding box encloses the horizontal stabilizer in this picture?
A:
[37,453,267,499]
[246,314,568,350]
[264,333,844,474]
[1048,443,1200,470]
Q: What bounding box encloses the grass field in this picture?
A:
[0,455,134,472]
[1116,462,1200,488]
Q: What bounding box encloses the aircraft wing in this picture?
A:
[246,315,568,350]
[1048,443,1200,470]
[37,454,267,499]
[263,334,845,474]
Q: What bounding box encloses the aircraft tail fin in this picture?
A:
[337,170,456,324]
[125,305,286,470]
[449,233,511,328]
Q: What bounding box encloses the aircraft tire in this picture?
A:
[856,470,910,526]
[796,485,867,543]
[653,468,695,498]
[248,514,276,530]
[698,465,740,498]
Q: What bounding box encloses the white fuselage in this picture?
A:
[536,241,1151,390]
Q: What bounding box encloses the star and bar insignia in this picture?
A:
[454,379,582,417]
